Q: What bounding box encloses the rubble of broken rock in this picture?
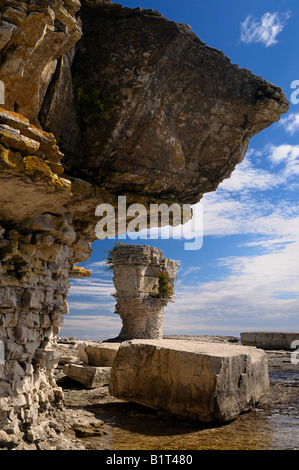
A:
[1,335,297,450]
[37,335,298,451]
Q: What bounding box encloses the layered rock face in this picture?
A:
[0,108,94,444]
[109,339,270,422]
[111,245,178,340]
[0,0,82,126]
[0,0,289,448]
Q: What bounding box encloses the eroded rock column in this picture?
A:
[111,245,179,340]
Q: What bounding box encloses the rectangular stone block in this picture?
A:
[78,342,120,367]
[240,332,299,350]
[109,339,269,422]
[63,364,111,388]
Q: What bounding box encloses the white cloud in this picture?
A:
[182,266,201,277]
[240,11,290,47]
[267,144,299,176]
[217,156,282,192]
[165,232,299,334]
[69,278,114,298]
[194,144,299,239]
[60,314,122,340]
[280,113,299,135]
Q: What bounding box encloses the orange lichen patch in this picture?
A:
[0,108,63,163]
[69,265,92,278]
[0,126,40,154]
[0,144,24,169]
[23,156,71,191]
[0,107,30,125]
[24,155,52,176]
[44,161,65,175]
[28,122,55,138]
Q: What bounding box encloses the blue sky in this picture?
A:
[60,0,299,340]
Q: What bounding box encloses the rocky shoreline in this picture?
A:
[15,334,296,451]
[1,334,297,450]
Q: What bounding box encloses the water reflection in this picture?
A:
[90,402,277,450]
[77,369,299,451]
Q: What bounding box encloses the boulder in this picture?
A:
[109,339,269,422]
[240,332,299,350]
[63,364,111,388]
[78,341,120,367]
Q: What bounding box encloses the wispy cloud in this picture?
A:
[166,227,299,334]
[182,266,201,277]
[61,314,122,340]
[279,113,299,135]
[199,145,299,239]
[240,11,290,47]
[267,144,299,176]
[69,278,114,298]
[217,155,282,192]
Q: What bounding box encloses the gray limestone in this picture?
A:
[240,332,299,350]
[109,339,270,422]
[63,364,111,389]
[111,244,179,340]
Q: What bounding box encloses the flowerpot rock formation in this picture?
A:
[110,244,179,340]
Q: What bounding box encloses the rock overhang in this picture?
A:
[56,1,289,205]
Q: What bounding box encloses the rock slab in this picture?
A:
[63,364,111,388]
[78,341,120,367]
[240,332,299,350]
[109,339,269,422]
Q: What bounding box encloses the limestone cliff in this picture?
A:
[0,0,289,449]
